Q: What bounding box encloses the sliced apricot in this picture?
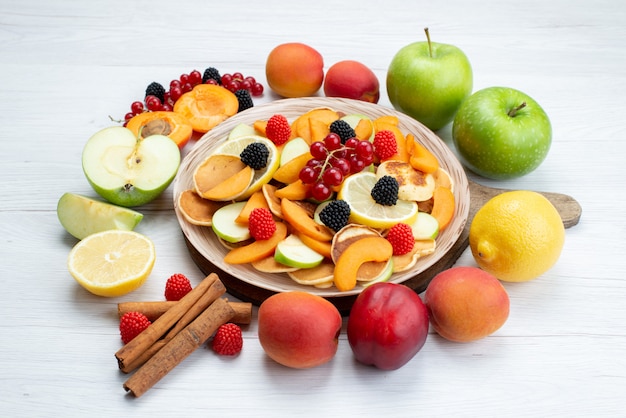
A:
[272,152,312,184]
[309,117,330,143]
[280,198,334,242]
[253,119,268,137]
[407,133,439,174]
[274,179,310,200]
[224,222,288,264]
[126,111,193,149]
[374,115,399,126]
[173,84,239,133]
[333,236,393,292]
[235,190,270,224]
[297,232,332,259]
[203,165,253,201]
[194,154,246,197]
[430,186,455,231]
[354,118,373,140]
[374,122,409,162]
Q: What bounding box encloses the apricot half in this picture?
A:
[174,84,239,133]
[126,111,193,149]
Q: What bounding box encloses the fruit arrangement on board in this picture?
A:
[177,107,455,292]
[54,30,572,397]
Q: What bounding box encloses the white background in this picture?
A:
[1,0,624,416]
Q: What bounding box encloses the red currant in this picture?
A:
[251,83,264,96]
[170,79,181,90]
[221,74,232,85]
[169,86,183,101]
[324,133,342,151]
[311,182,332,201]
[232,72,244,81]
[310,142,328,160]
[299,166,318,184]
[322,167,343,187]
[355,140,373,159]
[245,76,256,85]
[124,112,135,121]
[331,157,351,176]
[182,82,193,93]
[189,70,202,86]
[240,79,252,91]
[345,137,359,149]
[130,101,144,115]
[180,73,189,85]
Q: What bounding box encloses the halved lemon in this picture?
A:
[67,230,155,297]
[213,134,280,199]
[338,172,418,229]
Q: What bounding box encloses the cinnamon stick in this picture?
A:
[118,300,252,324]
[123,297,235,398]
[119,277,228,373]
[115,273,220,372]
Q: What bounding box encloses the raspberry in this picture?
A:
[371,175,399,206]
[248,208,276,240]
[145,82,166,102]
[119,312,152,345]
[265,114,291,145]
[212,323,243,356]
[373,130,398,160]
[386,223,415,255]
[240,142,269,170]
[164,273,193,301]
[319,199,351,232]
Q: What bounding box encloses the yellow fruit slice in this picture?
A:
[338,172,418,229]
[469,190,565,282]
[213,135,280,199]
[67,230,155,297]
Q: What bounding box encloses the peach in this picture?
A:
[265,43,324,98]
[424,266,510,342]
[258,291,342,368]
[323,60,380,103]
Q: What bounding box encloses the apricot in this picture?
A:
[258,291,342,368]
[265,43,324,98]
[430,186,455,231]
[223,222,288,264]
[280,198,333,242]
[424,266,510,342]
[333,236,393,292]
[173,84,239,133]
[126,111,193,149]
[323,60,380,103]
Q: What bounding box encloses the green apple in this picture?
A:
[228,123,257,141]
[410,212,439,240]
[57,192,143,240]
[279,136,309,166]
[452,86,552,179]
[274,234,324,269]
[211,201,251,243]
[386,28,473,131]
[82,126,180,207]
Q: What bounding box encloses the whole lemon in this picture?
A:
[469,190,565,282]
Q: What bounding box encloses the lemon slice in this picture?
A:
[213,134,280,199]
[338,172,418,229]
[67,230,155,297]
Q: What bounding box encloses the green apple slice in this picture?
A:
[57,192,143,240]
[228,123,257,141]
[279,136,309,166]
[211,201,251,243]
[274,234,324,269]
[82,126,181,208]
[411,212,440,240]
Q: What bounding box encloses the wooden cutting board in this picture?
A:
[184,179,582,314]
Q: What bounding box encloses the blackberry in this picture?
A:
[240,142,269,170]
[329,119,356,144]
[145,82,165,102]
[202,67,222,85]
[371,175,399,206]
[235,89,254,113]
[319,200,351,232]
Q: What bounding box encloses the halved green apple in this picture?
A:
[279,136,310,166]
[274,234,324,269]
[81,126,180,207]
[228,123,257,141]
[57,192,143,240]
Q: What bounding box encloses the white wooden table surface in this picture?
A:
[1,0,624,416]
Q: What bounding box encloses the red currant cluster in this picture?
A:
[122,68,264,125]
[299,133,374,201]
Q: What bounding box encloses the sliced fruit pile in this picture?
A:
[178,107,456,292]
[121,67,265,149]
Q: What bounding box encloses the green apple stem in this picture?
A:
[424,27,433,58]
[508,102,527,117]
